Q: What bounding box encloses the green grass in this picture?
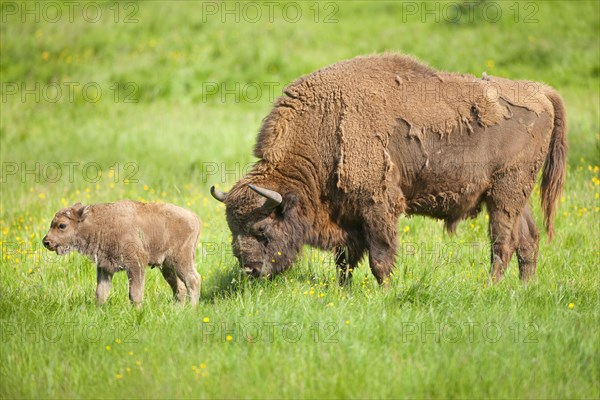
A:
[1,1,599,398]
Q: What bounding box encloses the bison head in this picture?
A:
[43,203,90,255]
[211,183,307,278]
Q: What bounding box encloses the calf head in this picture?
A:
[211,183,307,278]
[43,203,90,255]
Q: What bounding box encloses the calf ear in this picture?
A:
[77,205,91,222]
[65,202,83,218]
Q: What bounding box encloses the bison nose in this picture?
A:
[42,237,51,249]
[242,262,262,277]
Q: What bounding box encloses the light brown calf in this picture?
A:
[43,200,201,306]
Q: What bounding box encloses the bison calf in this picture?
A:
[43,200,201,306]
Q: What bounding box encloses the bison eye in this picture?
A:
[58,223,67,230]
[256,230,267,240]
[252,228,269,244]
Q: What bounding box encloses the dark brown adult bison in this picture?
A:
[211,54,567,285]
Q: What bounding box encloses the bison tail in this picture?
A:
[540,88,568,241]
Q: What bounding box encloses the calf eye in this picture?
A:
[58,223,67,230]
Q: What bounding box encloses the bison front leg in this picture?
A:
[367,243,396,286]
[515,204,540,282]
[96,267,113,305]
[364,217,398,287]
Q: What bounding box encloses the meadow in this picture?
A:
[1,1,599,398]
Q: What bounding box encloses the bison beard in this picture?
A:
[211,53,567,285]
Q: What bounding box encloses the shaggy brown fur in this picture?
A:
[211,54,567,285]
[43,201,201,305]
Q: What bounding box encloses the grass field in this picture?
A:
[1,1,599,398]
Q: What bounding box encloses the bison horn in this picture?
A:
[210,186,227,202]
[248,184,282,208]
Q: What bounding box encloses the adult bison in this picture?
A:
[211,54,567,285]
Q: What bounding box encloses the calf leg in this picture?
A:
[160,265,187,303]
[173,244,201,306]
[96,267,113,305]
[515,204,540,282]
[176,266,201,307]
[126,262,146,306]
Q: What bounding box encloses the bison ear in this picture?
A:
[65,203,82,219]
[279,192,299,216]
[76,205,91,222]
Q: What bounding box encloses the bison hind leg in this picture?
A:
[486,204,520,284]
[515,203,540,282]
[487,166,539,283]
[178,267,201,307]
[171,255,201,307]
[160,265,187,303]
